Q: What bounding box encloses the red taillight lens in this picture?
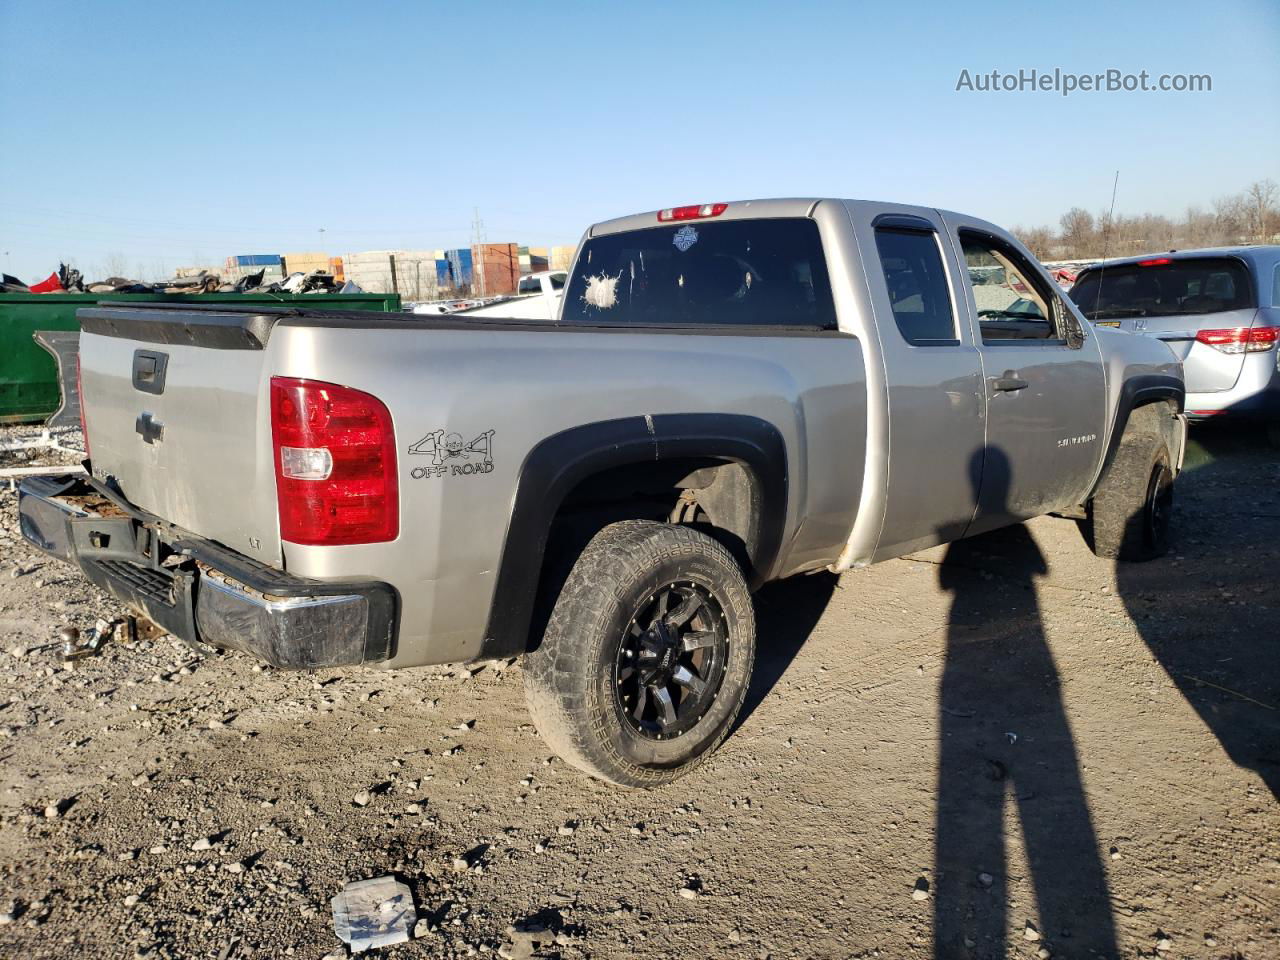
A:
[657,203,728,222]
[1195,326,1279,354]
[269,377,398,545]
[76,355,89,459]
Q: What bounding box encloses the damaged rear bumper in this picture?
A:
[17,474,397,669]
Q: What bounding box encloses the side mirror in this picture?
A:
[1057,299,1086,349]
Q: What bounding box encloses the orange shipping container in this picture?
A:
[471,243,519,296]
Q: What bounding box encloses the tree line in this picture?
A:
[1013,179,1278,262]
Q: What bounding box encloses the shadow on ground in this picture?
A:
[735,571,837,730]
[1116,422,1280,798]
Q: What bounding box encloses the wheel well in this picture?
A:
[479,414,788,660]
[1088,379,1184,502]
[550,458,762,571]
[527,458,765,652]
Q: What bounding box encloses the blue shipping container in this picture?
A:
[435,259,450,286]
[235,254,282,266]
[445,249,473,287]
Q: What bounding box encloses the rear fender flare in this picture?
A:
[480,414,788,659]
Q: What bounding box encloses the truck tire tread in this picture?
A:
[1088,416,1173,562]
[523,520,754,788]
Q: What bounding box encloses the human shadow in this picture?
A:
[1115,423,1280,798]
[734,571,838,731]
[934,449,1117,958]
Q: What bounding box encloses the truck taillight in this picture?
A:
[1195,326,1279,354]
[657,203,728,222]
[269,377,398,546]
[76,355,89,459]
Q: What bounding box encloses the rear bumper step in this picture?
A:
[17,474,397,669]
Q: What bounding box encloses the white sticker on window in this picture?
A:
[673,226,699,252]
[582,271,621,310]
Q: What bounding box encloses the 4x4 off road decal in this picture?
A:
[408,429,495,479]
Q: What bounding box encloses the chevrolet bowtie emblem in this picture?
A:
[135,412,164,444]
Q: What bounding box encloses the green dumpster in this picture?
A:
[0,292,402,423]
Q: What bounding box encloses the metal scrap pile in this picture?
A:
[0,263,362,296]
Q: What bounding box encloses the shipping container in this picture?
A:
[550,245,577,271]
[280,252,332,276]
[342,250,441,299]
[472,243,520,296]
[234,254,282,267]
[445,248,473,289]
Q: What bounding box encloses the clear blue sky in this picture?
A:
[2,0,1277,281]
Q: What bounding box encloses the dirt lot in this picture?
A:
[0,424,1276,960]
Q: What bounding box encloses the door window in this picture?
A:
[873,228,958,345]
[960,233,1058,343]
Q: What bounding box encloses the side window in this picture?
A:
[873,228,957,345]
[518,276,541,295]
[549,272,566,290]
[961,233,1058,343]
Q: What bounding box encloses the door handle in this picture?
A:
[991,373,1029,392]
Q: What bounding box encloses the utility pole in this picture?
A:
[471,207,486,297]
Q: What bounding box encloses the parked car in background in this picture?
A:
[19,198,1185,786]
[1069,247,1280,443]
[458,270,567,320]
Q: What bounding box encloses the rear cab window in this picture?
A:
[1069,257,1256,320]
[560,218,837,328]
[873,228,957,344]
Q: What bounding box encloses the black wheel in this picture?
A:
[523,520,755,787]
[1088,427,1174,561]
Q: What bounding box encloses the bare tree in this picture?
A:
[1244,179,1277,242]
[99,252,130,279]
[1059,208,1096,259]
[995,180,1278,266]
[1013,225,1055,261]
[1212,193,1249,245]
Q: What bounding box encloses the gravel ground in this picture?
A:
[0,423,1276,959]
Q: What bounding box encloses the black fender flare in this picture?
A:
[479,413,788,659]
[1090,374,1184,499]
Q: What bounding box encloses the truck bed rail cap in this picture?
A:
[78,305,284,349]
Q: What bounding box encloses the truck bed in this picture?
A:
[76,302,866,666]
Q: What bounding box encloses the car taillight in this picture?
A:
[657,203,728,222]
[76,355,89,459]
[1195,326,1279,354]
[269,377,398,546]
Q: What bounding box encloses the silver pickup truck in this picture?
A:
[19,198,1186,786]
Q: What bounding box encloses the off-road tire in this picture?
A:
[523,520,755,787]
[1088,422,1174,561]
